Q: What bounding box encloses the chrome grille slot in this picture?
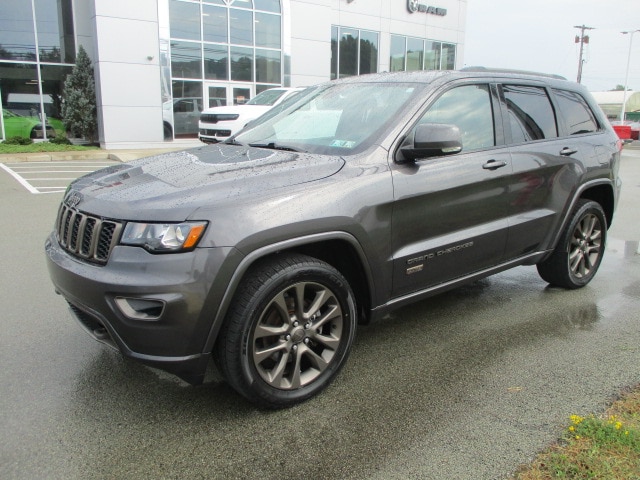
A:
[55,203,123,265]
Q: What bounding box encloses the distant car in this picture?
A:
[198,87,305,143]
[2,109,63,140]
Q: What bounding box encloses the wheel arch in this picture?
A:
[203,232,377,355]
[579,182,615,229]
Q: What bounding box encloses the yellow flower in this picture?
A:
[615,422,622,430]
[569,426,575,432]
[570,415,584,425]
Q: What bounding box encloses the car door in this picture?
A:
[390,83,512,297]
[499,84,597,259]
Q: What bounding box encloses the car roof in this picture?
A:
[330,68,576,90]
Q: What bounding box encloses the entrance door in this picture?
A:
[205,83,254,109]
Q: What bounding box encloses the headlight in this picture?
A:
[121,221,207,253]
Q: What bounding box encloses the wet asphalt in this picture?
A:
[0,147,639,479]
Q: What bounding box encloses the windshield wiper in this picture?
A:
[248,142,302,152]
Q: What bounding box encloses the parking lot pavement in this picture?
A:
[0,160,121,194]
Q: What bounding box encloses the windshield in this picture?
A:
[246,89,288,106]
[234,83,421,155]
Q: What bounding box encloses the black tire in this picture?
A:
[214,254,357,408]
[537,199,607,289]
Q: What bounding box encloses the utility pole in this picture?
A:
[574,25,594,83]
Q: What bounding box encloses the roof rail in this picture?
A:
[460,66,567,81]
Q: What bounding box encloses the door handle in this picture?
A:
[560,147,578,156]
[482,159,507,170]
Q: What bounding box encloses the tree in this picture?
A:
[62,45,98,142]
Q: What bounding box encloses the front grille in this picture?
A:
[200,113,239,123]
[200,128,232,137]
[56,204,123,264]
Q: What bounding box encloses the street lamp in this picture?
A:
[620,29,640,121]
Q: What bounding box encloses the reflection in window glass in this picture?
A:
[553,89,599,135]
[170,80,202,136]
[441,43,455,69]
[231,46,253,81]
[359,30,378,75]
[40,64,72,121]
[503,85,558,142]
[254,0,280,13]
[406,37,424,71]
[256,49,281,83]
[171,40,202,79]
[255,12,281,49]
[203,5,227,44]
[0,2,36,61]
[204,44,228,80]
[420,85,495,150]
[425,41,440,70]
[330,26,338,80]
[390,35,405,72]
[230,8,253,45]
[339,29,358,78]
[169,0,201,41]
[35,0,75,63]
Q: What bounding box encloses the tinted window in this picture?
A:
[418,84,495,151]
[503,85,557,143]
[553,89,599,135]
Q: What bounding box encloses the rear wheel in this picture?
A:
[214,254,357,408]
[537,199,606,289]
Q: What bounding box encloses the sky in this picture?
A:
[463,0,640,92]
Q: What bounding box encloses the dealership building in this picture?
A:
[0,0,467,148]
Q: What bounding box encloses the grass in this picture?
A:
[0,142,99,154]
[513,385,640,479]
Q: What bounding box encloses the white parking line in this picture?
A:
[0,160,121,194]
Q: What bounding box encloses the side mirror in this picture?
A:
[399,123,463,162]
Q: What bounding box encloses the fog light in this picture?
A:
[114,297,165,320]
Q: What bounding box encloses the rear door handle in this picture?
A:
[560,147,578,156]
[482,159,507,170]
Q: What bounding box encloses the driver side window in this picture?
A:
[418,84,495,151]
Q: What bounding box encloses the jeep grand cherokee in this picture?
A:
[45,70,622,408]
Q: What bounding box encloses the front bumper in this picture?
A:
[45,232,235,384]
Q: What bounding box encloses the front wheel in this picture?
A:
[214,254,357,408]
[537,199,607,289]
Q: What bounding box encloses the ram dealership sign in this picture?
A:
[407,0,447,16]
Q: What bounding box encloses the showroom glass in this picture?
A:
[552,89,599,135]
[0,0,74,140]
[406,37,424,71]
[390,35,455,72]
[503,85,558,142]
[203,5,227,43]
[390,35,405,72]
[256,49,280,83]
[170,1,201,41]
[331,26,379,79]
[419,85,495,150]
[204,44,228,80]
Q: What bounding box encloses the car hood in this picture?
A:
[67,144,345,221]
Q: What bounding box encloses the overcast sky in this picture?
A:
[463,0,640,92]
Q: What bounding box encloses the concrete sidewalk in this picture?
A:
[0,140,202,163]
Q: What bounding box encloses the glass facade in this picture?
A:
[164,0,283,139]
[390,35,456,72]
[0,0,75,140]
[330,26,379,80]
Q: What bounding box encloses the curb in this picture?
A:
[0,147,186,163]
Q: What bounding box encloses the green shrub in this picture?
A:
[2,136,33,145]
[48,135,72,145]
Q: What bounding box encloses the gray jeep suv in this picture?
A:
[46,70,622,408]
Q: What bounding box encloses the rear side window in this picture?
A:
[552,89,599,135]
[503,85,558,143]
